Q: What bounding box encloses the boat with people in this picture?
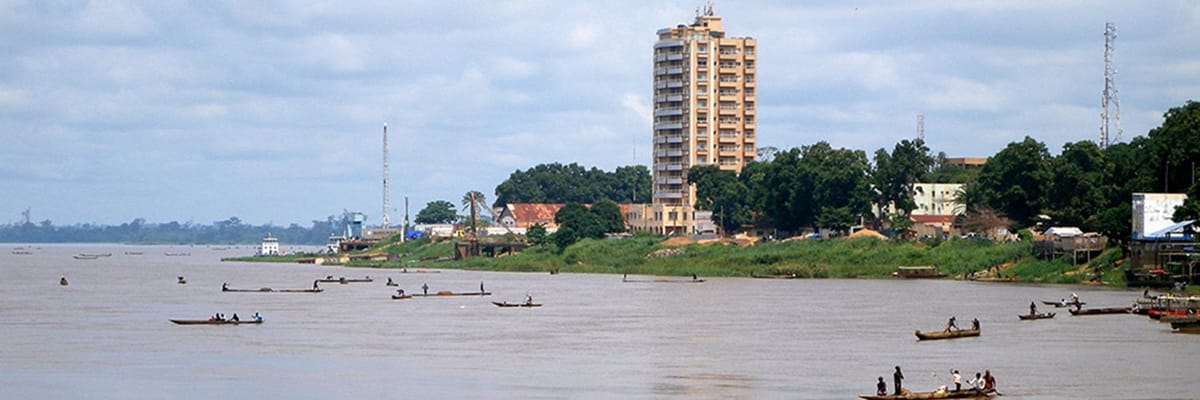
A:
[222,284,322,293]
[1068,306,1132,316]
[892,266,947,279]
[169,319,263,325]
[1042,300,1086,308]
[316,276,373,284]
[859,388,996,400]
[73,255,100,260]
[1018,312,1056,320]
[493,301,542,307]
[411,291,492,297]
[621,274,706,283]
[915,328,980,341]
[391,294,413,300]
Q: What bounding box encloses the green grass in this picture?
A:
[233,233,1140,287]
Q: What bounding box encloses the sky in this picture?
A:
[2,1,1198,227]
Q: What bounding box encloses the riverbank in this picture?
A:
[300,235,1140,286]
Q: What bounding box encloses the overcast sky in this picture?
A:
[2,1,1198,227]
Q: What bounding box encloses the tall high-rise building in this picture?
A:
[642,6,757,235]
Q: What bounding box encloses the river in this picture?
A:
[2,244,1197,399]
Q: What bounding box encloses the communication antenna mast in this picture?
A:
[916,114,925,142]
[1100,22,1121,149]
[382,124,390,229]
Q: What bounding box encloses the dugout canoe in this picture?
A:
[1018,312,1056,320]
[170,319,263,325]
[493,301,542,308]
[859,388,995,399]
[410,291,492,297]
[915,328,980,341]
[1068,306,1132,316]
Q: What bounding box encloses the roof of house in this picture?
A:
[910,215,956,224]
[507,203,565,225]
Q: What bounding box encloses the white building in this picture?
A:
[258,234,280,256]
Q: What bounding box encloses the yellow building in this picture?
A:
[641,6,757,235]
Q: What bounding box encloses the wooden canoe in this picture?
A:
[859,388,995,399]
[223,287,322,293]
[493,301,542,308]
[170,319,263,325]
[915,328,980,340]
[391,294,413,300]
[410,291,492,297]
[1170,319,1200,330]
[1042,300,1086,308]
[751,272,797,279]
[621,278,706,283]
[1069,307,1131,316]
[1018,312,1056,320]
[316,277,373,284]
[1175,326,1200,334]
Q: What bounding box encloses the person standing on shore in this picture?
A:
[893,366,904,395]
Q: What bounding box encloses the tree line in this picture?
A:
[690,100,1200,241]
[0,214,360,245]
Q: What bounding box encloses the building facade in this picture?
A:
[644,6,757,235]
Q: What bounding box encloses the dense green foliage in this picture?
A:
[492,163,651,207]
[547,200,627,250]
[414,200,458,224]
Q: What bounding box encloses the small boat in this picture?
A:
[397,269,440,274]
[893,266,947,279]
[411,291,492,297]
[1018,312,1056,320]
[316,277,373,284]
[1175,326,1200,334]
[1170,319,1200,330]
[621,275,706,283]
[1042,300,1085,308]
[125,251,143,255]
[170,319,263,325]
[1069,306,1132,316]
[751,272,798,279]
[391,294,413,300]
[222,286,322,293]
[73,255,100,260]
[1158,315,1199,324]
[386,281,399,287]
[859,388,996,399]
[164,252,191,256]
[493,301,541,308]
[915,328,980,341]
[80,253,112,257]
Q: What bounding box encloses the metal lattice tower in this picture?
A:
[381,124,390,229]
[916,114,925,142]
[1100,22,1121,149]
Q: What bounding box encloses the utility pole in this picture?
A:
[382,124,390,229]
[1100,22,1121,149]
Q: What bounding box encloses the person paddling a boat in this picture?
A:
[1030,301,1037,316]
[60,276,68,286]
[944,316,958,332]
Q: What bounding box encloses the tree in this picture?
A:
[415,200,457,224]
[589,200,626,234]
[554,203,603,240]
[1146,101,1200,194]
[526,223,548,245]
[871,139,934,229]
[492,162,651,206]
[461,191,488,235]
[975,136,1052,229]
[1046,141,1109,230]
[688,164,748,234]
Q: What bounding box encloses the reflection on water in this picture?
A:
[1,244,1197,399]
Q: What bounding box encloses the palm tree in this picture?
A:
[461,190,488,236]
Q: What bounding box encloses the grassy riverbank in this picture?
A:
[340,235,1133,285]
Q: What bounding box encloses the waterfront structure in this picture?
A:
[643,5,757,235]
[258,234,280,256]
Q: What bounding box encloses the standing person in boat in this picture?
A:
[253,312,262,322]
[944,316,958,332]
[951,370,961,391]
[231,313,239,322]
[691,273,698,281]
[312,280,319,290]
[480,281,485,293]
[422,283,429,295]
[875,376,887,396]
[893,366,904,395]
[971,318,980,331]
[1030,301,1038,316]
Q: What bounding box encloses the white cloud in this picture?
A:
[921,77,1003,112]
